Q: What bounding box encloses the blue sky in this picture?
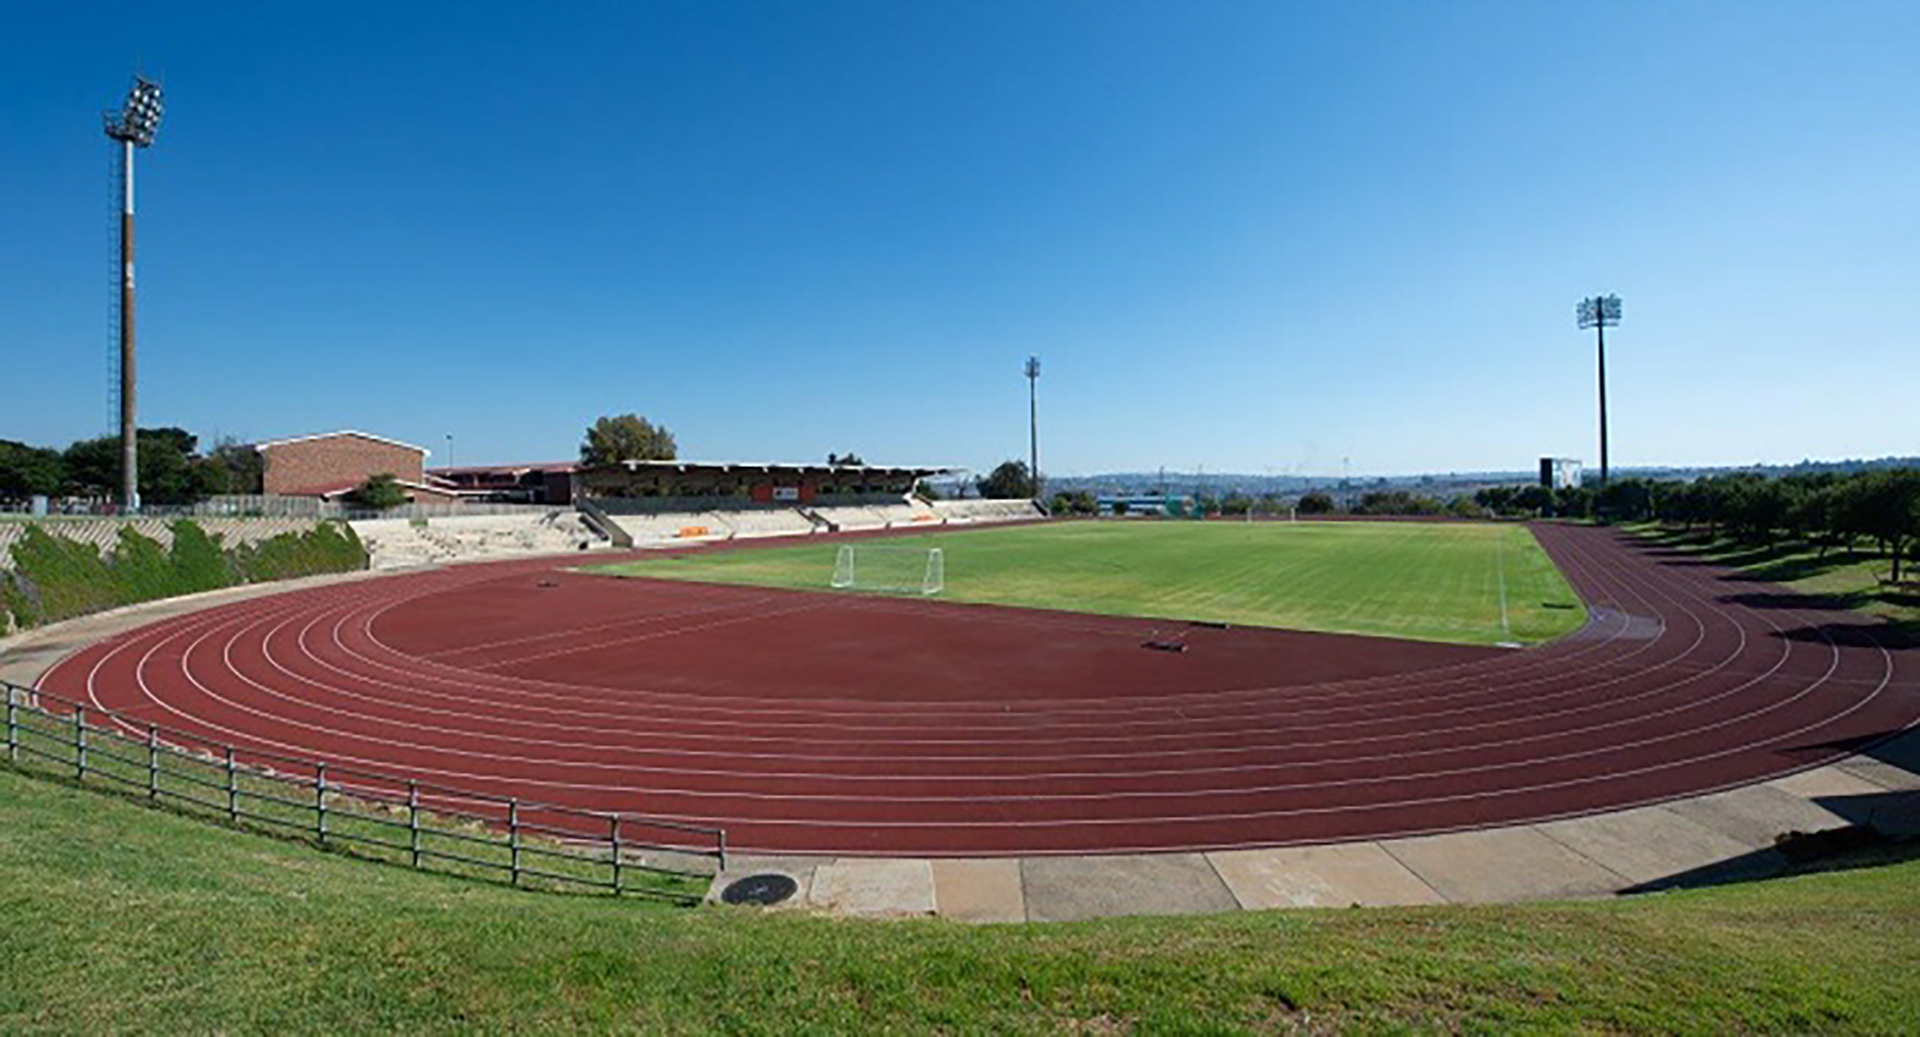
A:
[3,2,1915,478]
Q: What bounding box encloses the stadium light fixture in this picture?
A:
[1025,356,1042,502]
[103,76,165,511]
[1575,294,1621,486]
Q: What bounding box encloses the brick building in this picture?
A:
[256,431,461,503]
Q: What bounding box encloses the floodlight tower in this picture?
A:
[104,76,164,512]
[1575,294,1622,486]
[1025,356,1041,500]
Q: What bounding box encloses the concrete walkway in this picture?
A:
[6,580,1915,923]
[709,747,1919,920]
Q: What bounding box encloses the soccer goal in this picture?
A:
[831,543,945,596]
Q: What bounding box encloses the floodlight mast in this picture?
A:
[103,76,163,512]
[1576,294,1621,486]
[1025,356,1042,502]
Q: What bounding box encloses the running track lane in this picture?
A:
[37,524,1920,856]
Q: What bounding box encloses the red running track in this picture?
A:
[37,524,1920,855]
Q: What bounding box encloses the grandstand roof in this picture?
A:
[579,460,956,477]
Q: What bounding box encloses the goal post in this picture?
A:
[830,543,944,596]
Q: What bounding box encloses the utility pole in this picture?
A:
[1025,356,1041,500]
[1576,294,1622,485]
[104,76,164,512]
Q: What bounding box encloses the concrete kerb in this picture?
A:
[6,565,1918,923]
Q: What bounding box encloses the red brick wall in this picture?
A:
[262,435,425,495]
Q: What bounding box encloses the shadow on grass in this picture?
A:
[1770,621,1920,651]
[1619,725,1920,895]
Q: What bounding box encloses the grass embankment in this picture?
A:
[1,520,366,632]
[2,767,1918,1032]
[1628,523,1920,635]
[588,520,1584,646]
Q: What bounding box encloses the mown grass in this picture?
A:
[3,704,709,904]
[587,520,1585,646]
[2,765,1918,1032]
[1628,523,1920,635]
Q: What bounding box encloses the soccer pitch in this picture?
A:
[585,520,1587,646]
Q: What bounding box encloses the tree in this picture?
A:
[0,440,64,502]
[978,460,1036,500]
[1295,492,1335,515]
[1048,490,1096,515]
[60,427,201,504]
[194,438,264,496]
[914,479,942,501]
[349,473,409,511]
[827,452,866,466]
[580,414,677,465]
[1846,470,1920,582]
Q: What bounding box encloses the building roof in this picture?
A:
[279,477,472,500]
[577,459,955,478]
[254,430,430,456]
[427,462,578,477]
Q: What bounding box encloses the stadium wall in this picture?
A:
[0,518,366,635]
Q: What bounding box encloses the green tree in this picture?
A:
[580,414,677,465]
[827,452,866,466]
[0,440,64,501]
[60,427,201,503]
[1845,470,1920,582]
[349,473,409,511]
[978,461,1036,500]
[1295,492,1335,515]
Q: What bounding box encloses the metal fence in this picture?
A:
[1,681,725,904]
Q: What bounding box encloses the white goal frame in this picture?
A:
[831,544,944,596]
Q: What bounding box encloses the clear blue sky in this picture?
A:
[4,1,1915,478]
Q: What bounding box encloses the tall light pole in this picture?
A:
[1025,356,1041,501]
[104,76,164,512]
[1576,294,1622,486]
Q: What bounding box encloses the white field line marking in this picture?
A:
[1497,529,1512,641]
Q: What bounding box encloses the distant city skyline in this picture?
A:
[3,2,1915,477]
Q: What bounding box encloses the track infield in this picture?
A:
[584,519,1585,646]
[33,522,1920,857]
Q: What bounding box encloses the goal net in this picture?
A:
[830,544,945,596]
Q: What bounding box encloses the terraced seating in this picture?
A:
[722,509,816,539]
[930,499,1045,524]
[351,511,607,569]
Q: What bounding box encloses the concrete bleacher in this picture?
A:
[350,511,608,569]
[930,499,1046,524]
[720,509,818,539]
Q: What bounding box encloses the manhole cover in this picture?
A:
[721,873,798,906]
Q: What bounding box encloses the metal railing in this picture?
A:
[1,681,726,904]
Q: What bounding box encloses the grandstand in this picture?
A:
[350,511,607,569]
[573,459,984,543]
[931,499,1047,524]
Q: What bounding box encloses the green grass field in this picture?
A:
[587,520,1585,646]
[4,765,1918,1033]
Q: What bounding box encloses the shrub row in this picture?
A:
[2,520,367,632]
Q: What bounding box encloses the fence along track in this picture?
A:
[1,681,725,904]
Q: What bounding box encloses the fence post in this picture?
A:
[5,693,16,765]
[147,724,160,799]
[408,780,421,868]
[718,828,728,874]
[611,815,623,895]
[73,704,86,781]
[508,798,521,888]
[315,762,328,845]
[225,745,238,822]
